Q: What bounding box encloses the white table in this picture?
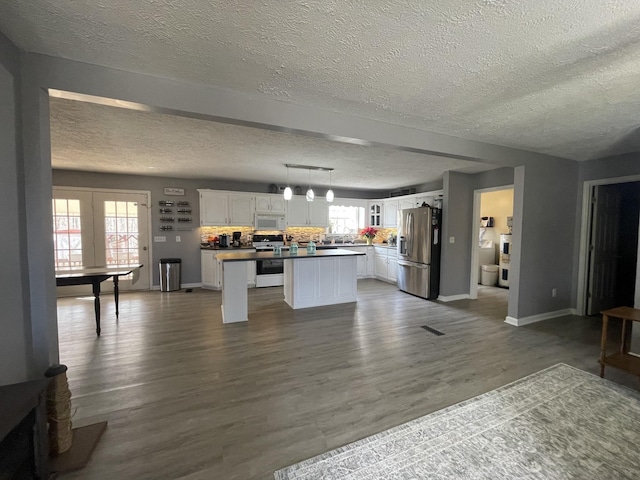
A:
[216,249,364,323]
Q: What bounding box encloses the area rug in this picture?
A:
[274,364,640,479]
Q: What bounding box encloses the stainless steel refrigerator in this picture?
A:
[397,206,441,299]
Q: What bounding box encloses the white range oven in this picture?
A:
[253,234,285,287]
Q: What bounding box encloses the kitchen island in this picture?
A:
[216,249,365,323]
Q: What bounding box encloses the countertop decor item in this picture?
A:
[360,227,378,245]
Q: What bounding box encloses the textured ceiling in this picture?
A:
[3,1,640,161]
[49,97,493,190]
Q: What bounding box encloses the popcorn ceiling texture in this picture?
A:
[2,1,640,160]
[48,98,492,189]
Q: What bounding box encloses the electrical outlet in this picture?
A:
[449,236,455,244]
[175,236,181,242]
[552,288,557,297]
[154,236,166,243]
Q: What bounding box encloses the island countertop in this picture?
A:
[216,248,365,262]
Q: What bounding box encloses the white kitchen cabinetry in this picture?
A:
[387,248,398,283]
[383,199,398,228]
[398,198,416,212]
[201,249,256,290]
[368,202,382,227]
[229,194,255,225]
[374,246,398,284]
[255,195,286,214]
[199,190,254,226]
[200,192,229,226]
[201,250,221,289]
[349,246,370,278]
[286,196,328,227]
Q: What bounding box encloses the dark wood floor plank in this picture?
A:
[56,280,637,479]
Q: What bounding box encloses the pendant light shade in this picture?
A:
[326,170,334,202]
[283,166,292,200]
[282,163,333,202]
[326,189,334,202]
[306,168,314,202]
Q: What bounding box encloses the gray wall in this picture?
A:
[53,169,389,286]
[0,32,31,384]
[571,154,640,309]
[440,172,474,296]
[516,161,579,318]
[439,168,515,299]
[9,46,609,390]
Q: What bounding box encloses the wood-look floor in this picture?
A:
[56,281,637,480]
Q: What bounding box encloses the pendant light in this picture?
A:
[306,168,314,202]
[283,165,292,200]
[326,170,334,202]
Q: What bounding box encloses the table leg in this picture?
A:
[113,275,120,318]
[599,314,608,378]
[92,281,101,336]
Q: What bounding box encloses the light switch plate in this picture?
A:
[175,236,181,242]
[449,236,455,244]
[154,236,166,242]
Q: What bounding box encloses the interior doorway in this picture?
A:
[470,186,514,300]
[585,181,640,315]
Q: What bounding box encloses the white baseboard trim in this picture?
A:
[438,293,470,302]
[505,308,577,327]
[151,282,202,291]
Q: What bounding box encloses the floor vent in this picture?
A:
[421,325,445,336]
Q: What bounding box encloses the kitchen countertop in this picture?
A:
[216,248,365,262]
[201,243,396,250]
[200,245,256,250]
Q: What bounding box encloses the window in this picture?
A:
[104,200,140,267]
[328,205,365,234]
[52,198,83,270]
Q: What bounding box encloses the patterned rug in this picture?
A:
[274,364,640,479]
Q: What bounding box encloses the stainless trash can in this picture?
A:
[159,258,181,292]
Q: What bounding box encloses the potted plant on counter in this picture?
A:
[360,227,378,245]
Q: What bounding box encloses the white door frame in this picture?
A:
[576,174,640,315]
[53,185,153,290]
[469,184,514,300]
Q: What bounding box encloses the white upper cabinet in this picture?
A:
[286,197,328,227]
[383,199,398,228]
[368,202,383,227]
[228,194,255,226]
[255,195,286,214]
[199,190,254,226]
[398,198,416,212]
[308,199,328,227]
[200,191,229,226]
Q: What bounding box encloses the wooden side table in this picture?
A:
[599,306,640,378]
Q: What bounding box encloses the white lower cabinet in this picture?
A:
[374,249,388,278]
[202,250,255,290]
[349,246,369,277]
[374,246,398,284]
[201,250,221,289]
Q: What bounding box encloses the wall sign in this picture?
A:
[164,188,185,196]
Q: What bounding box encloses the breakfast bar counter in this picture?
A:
[216,249,364,323]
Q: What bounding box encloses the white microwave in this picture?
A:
[255,214,286,231]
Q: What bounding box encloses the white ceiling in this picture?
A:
[3,1,640,180]
[49,97,493,190]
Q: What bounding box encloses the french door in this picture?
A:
[53,188,151,292]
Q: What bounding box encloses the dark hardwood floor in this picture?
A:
[56,281,637,479]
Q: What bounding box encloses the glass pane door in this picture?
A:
[93,192,150,290]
